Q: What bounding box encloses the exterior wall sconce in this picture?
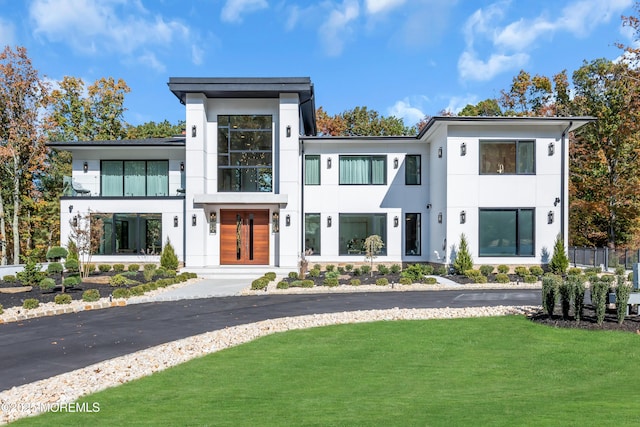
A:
[438,147,443,158]
[180,161,184,172]
[191,125,197,137]
[192,214,197,226]
[327,216,332,227]
[272,212,279,233]
[174,216,179,227]
[72,216,78,227]
[548,211,554,224]
[394,216,399,227]
[548,142,555,156]
[460,210,466,224]
[83,161,88,173]
[461,142,466,156]
[554,197,560,206]
[286,125,291,137]
[438,212,443,223]
[209,212,217,234]
[286,214,291,227]
[426,203,432,209]
[68,205,74,213]
[327,157,332,169]
[393,158,399,169]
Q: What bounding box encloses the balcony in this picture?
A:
[62,176,185,198]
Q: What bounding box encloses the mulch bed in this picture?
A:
[528,305,640,334]
[0,272,145,310]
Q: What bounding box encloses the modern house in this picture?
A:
[50,77,592,271]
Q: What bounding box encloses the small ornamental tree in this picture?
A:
[549,234,569,275]
[160,238,179,270]
[452,234,473,275]
[616,275,632,325]
[45,246,68,261]
[68,212,104,278]
[364,235,384,277]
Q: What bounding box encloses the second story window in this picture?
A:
[480,140,535,175]
[101,160,168,197]
[339,155,386,185]
[405,155,421,185]
[305,155,320,185]
[218,115,272,192]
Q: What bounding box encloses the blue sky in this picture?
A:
[0,0,636,128]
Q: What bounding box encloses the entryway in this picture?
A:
[220,210,269,265]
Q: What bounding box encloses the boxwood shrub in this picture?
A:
[39,277,56,291]
[130,285,146,296]
[112,288,131,299]
[63,276,81,288]
[474,275,488,284]
[423,277,438,285]
[399,277,412,285]
[55,294,72,304]
[251,277,269,290]
[82,289,101,302]
[326,264,335,272]
[567,267,582,276]
[288,271,299,279]
[264,272,277,281]
[98,264,112,273]
[64,259,79,272]
[496,273,510,283]
[524,275,538,283]
[344,264,354,272]
[350,278,361,286]
[514,266,528,277]
[113,264,125,272]
[109,274,130,287]
[276,281,289,289]
[3,275,16,283]
[375,278,389,286]
[377,264,389,274]
[480,265,494,276]
[529,266,544,277]
[23,298,40,309]
[308,268,320,278]
[497,264,509,274]
[421,264,434,275]
[360,265,371,275]
[323,277,339,287]
[128,264,140,272]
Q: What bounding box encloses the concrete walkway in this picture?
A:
[129,274,463,304]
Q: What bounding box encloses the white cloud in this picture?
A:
[191,44,204,65]
[458,50,528,82]
[388,97,426,126]
[0,17,15,46]
[138,52,166,73]
[458,0,631,82]
[444,94,478,115]
[29,0,192,70]
[318,0,360,57]
[365,0,406,15]
[221,0,268,23]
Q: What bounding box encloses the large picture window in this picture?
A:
[480,140,535,175]
[339,214,387,255]
[94,213,162,255]
[339,155,386,185]
[405,155,421,185]
[218,115,272,192]
[101,160,168,197]
[305,213,321,255]
[479,209,534,256]
[305,155,320,185]
[405,213,421,255]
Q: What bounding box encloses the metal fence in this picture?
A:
[569,247,640,271]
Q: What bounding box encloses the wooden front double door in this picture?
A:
[220,210,269,265]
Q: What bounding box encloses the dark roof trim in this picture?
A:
[47,136,186,148]
[300,135,416,142]
[167,77,317,136]
[417,115,596,139]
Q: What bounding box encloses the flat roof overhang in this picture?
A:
[168,77,316,136]
[193,193,288,207]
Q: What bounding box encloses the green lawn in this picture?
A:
[14,316,640,426]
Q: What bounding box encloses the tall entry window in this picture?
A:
[218,115,273,192]
[405,213,421,255]
[479,208,534,256]
[305,213,321,255]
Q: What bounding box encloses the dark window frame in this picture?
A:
[405,155,421,185]
[339,155,387,185]
[100,160,169,197]
[479,140,536,175]
[404,213,421,256]
[304,155,321,186]
[478,208,535,257]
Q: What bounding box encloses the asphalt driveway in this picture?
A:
[0,289,540,390]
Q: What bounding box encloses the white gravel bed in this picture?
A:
[0,304,540,424]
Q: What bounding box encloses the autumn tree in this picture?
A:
[569,58,640,248]
[500,70,554,116]
[315,106,414,136]
[0,46,49,265]
[126,120,185,139]
[459,98,502,116]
